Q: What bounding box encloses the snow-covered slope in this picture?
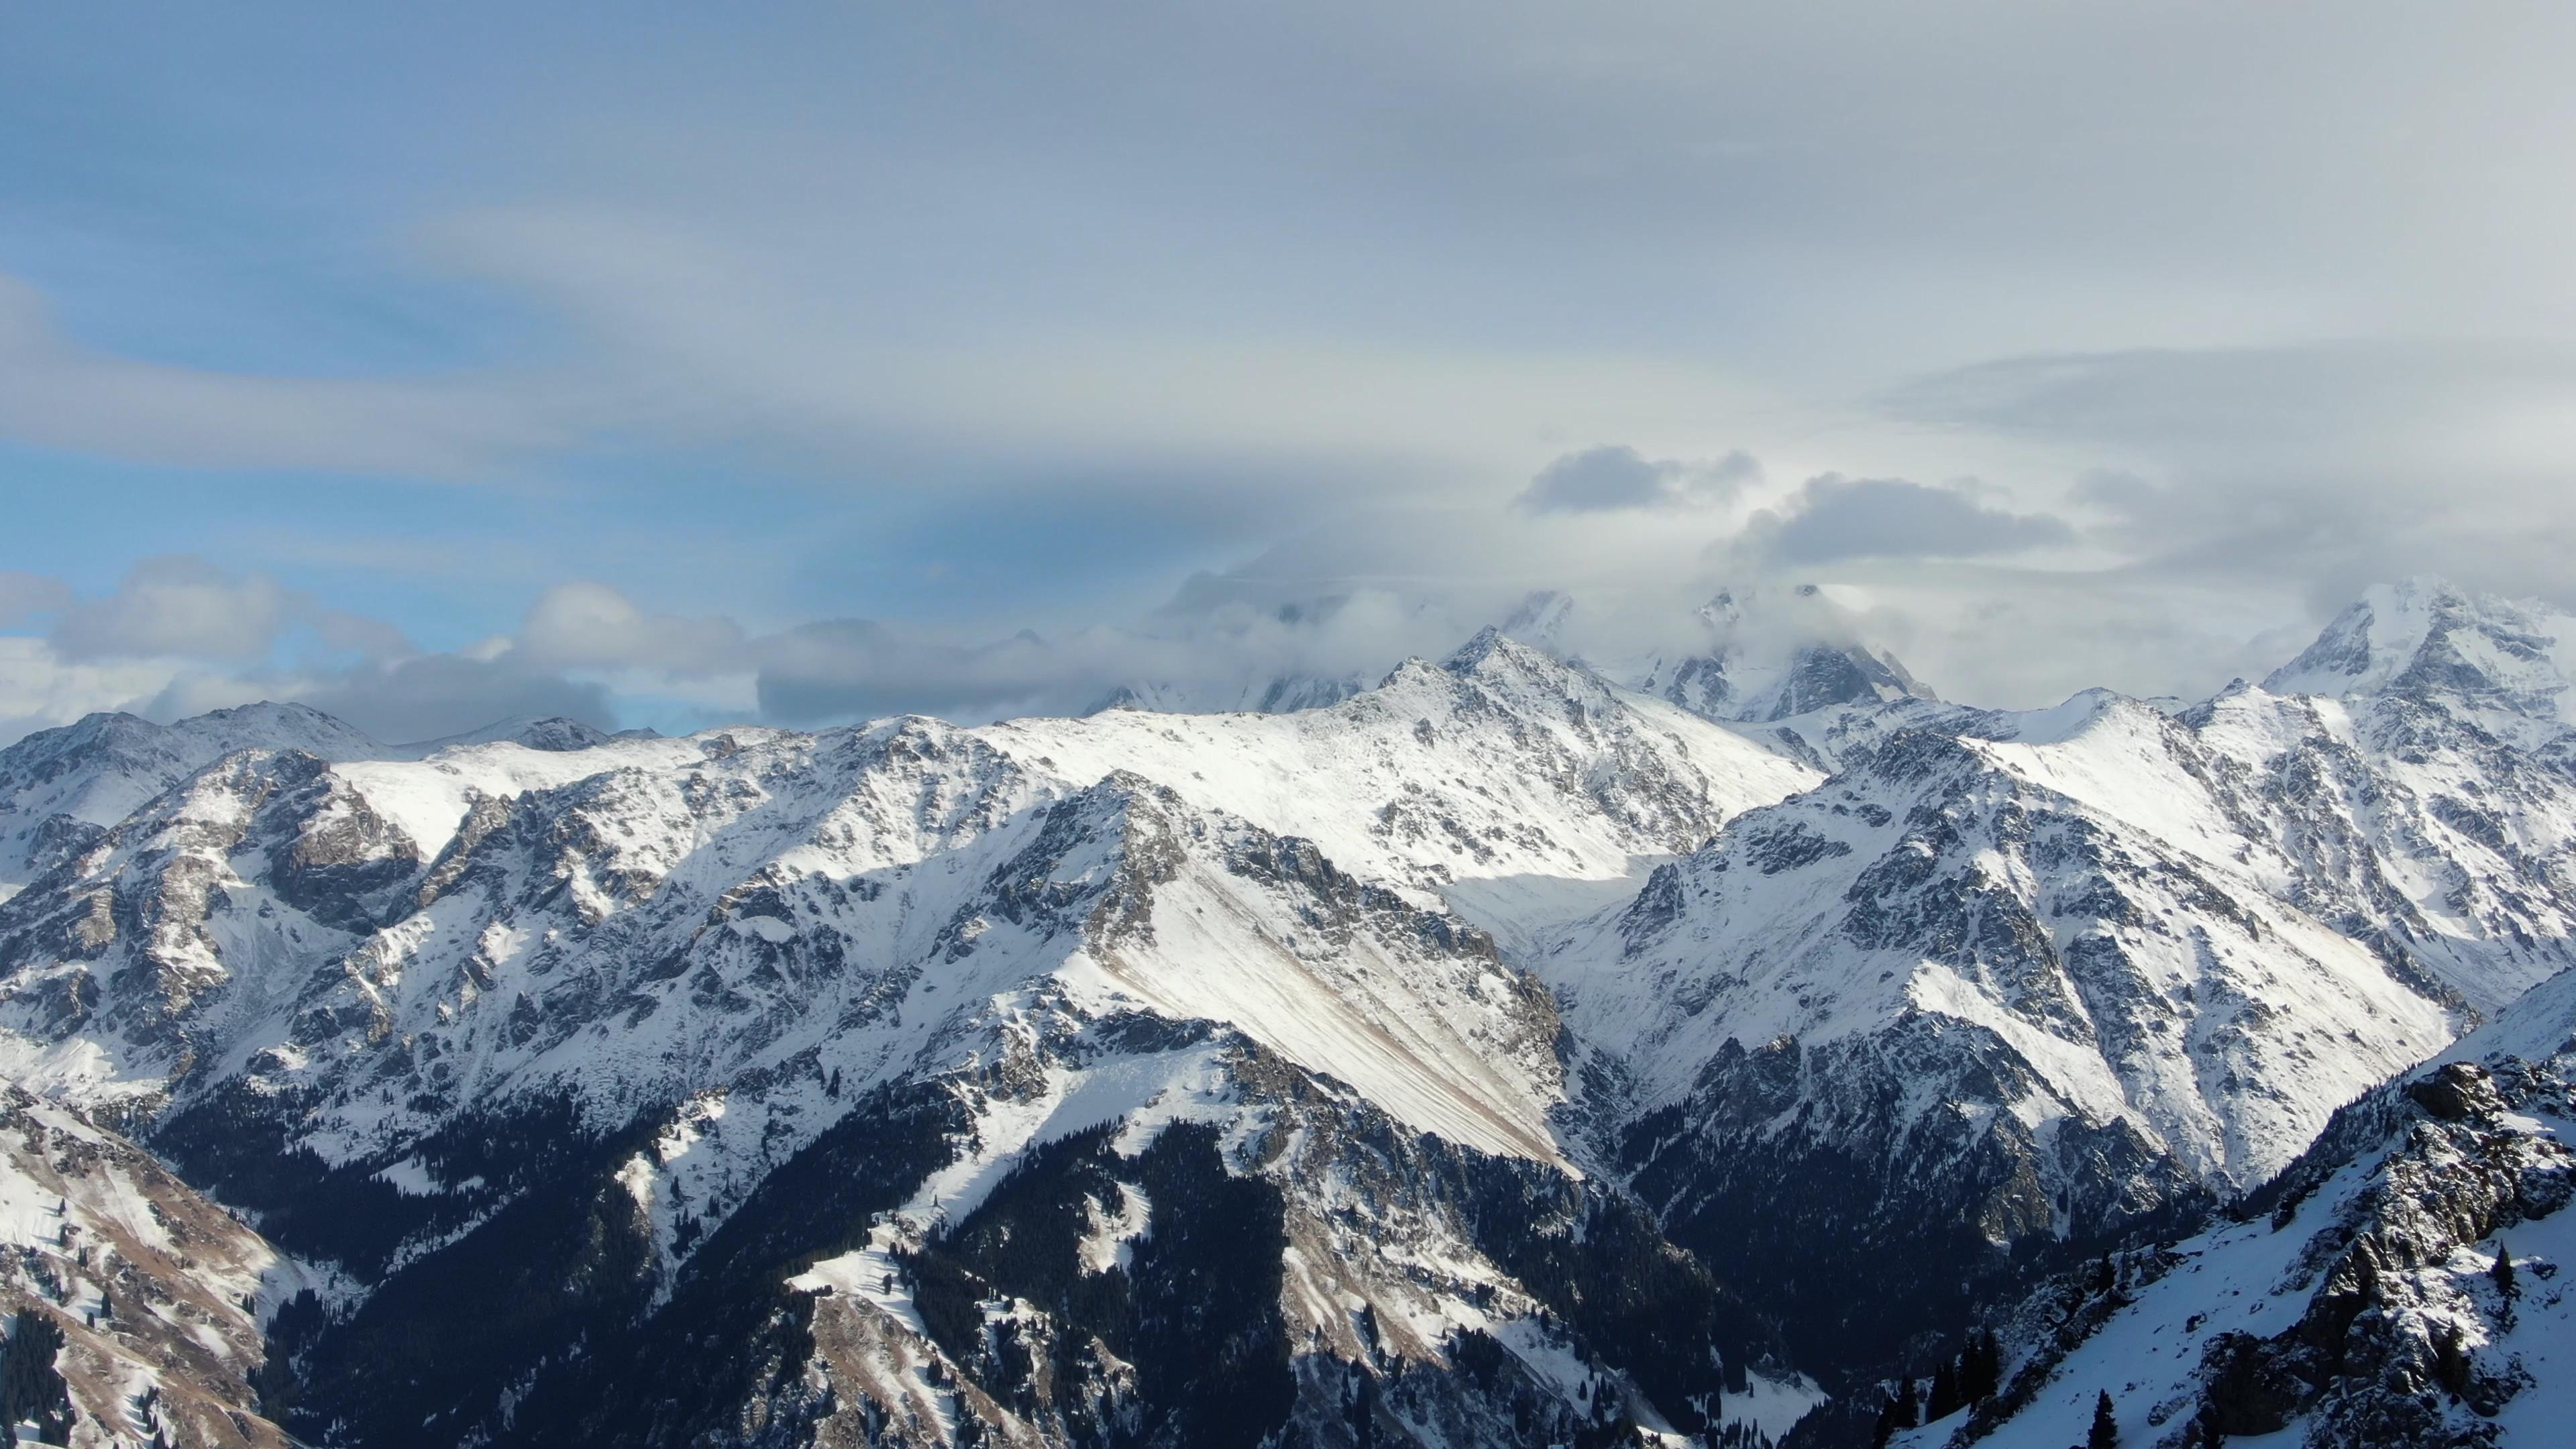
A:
[1554,716,2453,1187]
[995,631,1819,947]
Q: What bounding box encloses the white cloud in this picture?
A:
[49,555,299,662]
[0,638,190,744]
[517,581,747,676]
[1737,476,2076,566]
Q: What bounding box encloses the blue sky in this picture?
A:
[7,3,2576,741]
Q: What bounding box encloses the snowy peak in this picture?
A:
[1436,623,1574,689]
[2264,576,2576,728]
[1757,640,1930,720]
[0,702,386,891]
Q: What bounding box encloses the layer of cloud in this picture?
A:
[286,655,614,744]
[50,555,299,661]
[517,581,748,676]
[0,277,565,479]
[1882,340,2576,615]
[1517,445,1761,514]
[1738,476,2075,566]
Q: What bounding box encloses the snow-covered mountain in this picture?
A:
[0,703,385,898]
[1540,699,2459,1369]
[0,577,2573,1448]
[0,633,1818,1446]
[2263,576,2576,753]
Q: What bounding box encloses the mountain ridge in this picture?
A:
[0,576,2571,1446]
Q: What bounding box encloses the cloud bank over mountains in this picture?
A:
[7,3,2576,741]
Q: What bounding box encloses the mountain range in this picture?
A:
[0,575,2569,1448]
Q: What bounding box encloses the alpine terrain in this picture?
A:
[0,576,2569,1448]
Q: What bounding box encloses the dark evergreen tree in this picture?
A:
[1871,1384,1920,1448]
[0,1311,71,1444]
[2088,1389,2119,1449]
[2493,1242,2517,1299]
[1927,1358,1961,1419]
[1961,1328,2002,1401]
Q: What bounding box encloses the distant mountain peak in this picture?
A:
[2262,576,2576,741]
[1615,584,1935,724]
[403,714,616,754]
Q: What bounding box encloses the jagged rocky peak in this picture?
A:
[2265,575,2576,724]
[1435,621,1579,686]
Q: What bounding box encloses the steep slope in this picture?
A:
[1946,965,2576,1449]
[158,766,1787,1447]
[487,1023,1807,1449]
[2178,577,2576,1014]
